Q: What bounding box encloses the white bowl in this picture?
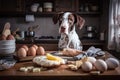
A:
[0,40,16,56]
[0,44,15,48]
[0,40,15,45]
[0,48,15,55]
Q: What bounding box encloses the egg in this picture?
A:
[0,34,6,40]
[94,59,107,72]
[87,57,96,64]
[21,45,29,52]
[32,44,38,50]
[17,48,27,58]
[36,46,45,55]
[27,47,36,56]
[7,34,15,40]
[105,58,119,70]
[81,61,93,72]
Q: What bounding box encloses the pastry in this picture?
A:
[61,48,84,57]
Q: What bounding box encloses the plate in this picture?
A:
[33,56,65,67]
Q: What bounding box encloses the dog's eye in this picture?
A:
[68,17,72,20]
[68,18,73,24]
[68,18,73,22]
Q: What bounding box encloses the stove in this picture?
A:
[34,36,59,43]
[34,36,56,40]
[39,36,54,39]
[34,36,61,41]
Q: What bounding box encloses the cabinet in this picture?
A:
[0,0,102,16]
[55,0,77,12]
[0,0,25,16]
[78,0,101,15]
[25,0,101,16]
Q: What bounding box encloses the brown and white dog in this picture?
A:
[53,12,85,50]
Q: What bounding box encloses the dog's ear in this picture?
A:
[74,14,85,29]
[52,12,64,24]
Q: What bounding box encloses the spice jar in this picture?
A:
[31,3,39,12]
[43,2,53,12]
[38,7,43,12]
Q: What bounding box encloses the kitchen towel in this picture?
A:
[0,55,16,70]
[73,46,105,60]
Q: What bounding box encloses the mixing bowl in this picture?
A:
[0,40,16,56]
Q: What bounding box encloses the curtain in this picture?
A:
[108,0,120,52]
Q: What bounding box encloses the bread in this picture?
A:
[61,48,84,57]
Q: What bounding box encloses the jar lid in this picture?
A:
[43,2,53,8]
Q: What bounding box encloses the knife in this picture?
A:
[49,51,87,61]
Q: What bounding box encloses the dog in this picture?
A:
[53,12,85,50]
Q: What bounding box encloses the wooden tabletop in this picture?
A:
[0,51,120,80]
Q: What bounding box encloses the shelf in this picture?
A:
[25,12,56,17]
[25,11,101,17]
[16,39,105,45]
[0,0,102,17]
[0,11,101,17]
[77,12,100,15]
[0,12,26,17]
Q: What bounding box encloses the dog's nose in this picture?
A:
[60,27,66,33]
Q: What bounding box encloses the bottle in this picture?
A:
[100,33,104,40]
[85,4,89,12]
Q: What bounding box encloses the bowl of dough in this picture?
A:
[0,40,16,56]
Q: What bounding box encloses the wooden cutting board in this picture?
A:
[14,55,35,62]
[14,51,54,62]
[14,51,111,62]
[14,51,73,62]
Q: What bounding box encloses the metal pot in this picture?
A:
[16,31,25,39]
[25,31,35,38]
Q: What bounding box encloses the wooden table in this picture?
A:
[0,51,120,80]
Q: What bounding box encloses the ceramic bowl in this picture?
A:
[0,40,16,56]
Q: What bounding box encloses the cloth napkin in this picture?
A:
[0,55,16,70]
[73,46,105,60]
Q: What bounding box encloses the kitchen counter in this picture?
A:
[16,39,59,44]
[16,39,106,50]
[16,39,105,45]
[0,51,120,80]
